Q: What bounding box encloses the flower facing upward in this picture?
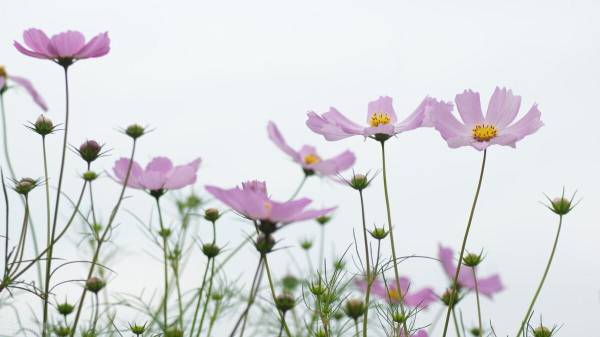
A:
[205,180,335,230]
[267,121,355,176]
[112,157,201,195]
[429,87,543,150]
[306,96,437,141]
[14,29,110,66]
[355,277,436,309]
[438,245,503,298]
[0,65,48,110]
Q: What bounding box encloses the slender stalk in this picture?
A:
[231,259,264,337]
[41,136,52,337]
[195,260,216,337]
[155,197,169,331]
[206,298,221,337]
[358,190,371,337]
[288,174,308,201]
[441,149,487,337]
[378,141,409,336]
[451,309,462,337]
[189,259,212,336]
[354,319,360,337]
[515,215,563,337]
[472,269,483,336]
[263,254,292,337]
[174,262,184,329]
[69,140,137,337]
[318,224,325,271]
[9,196,29,274]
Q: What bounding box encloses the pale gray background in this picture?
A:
[1,0,599,336]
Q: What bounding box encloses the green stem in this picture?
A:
[359,190,371,337]
[41,137,52,337]
[515,215,563,337]
[452,309,462,337]
[174,262,184,329]
[231,258,264,337]
[156,197,169,331]
[441,149,487,337]
[288,174,308,201]
[206,299,221,337]
[472,269,483,336]
[189,259,211,336]
[379,140,409,336]
[195,258,216,337]
[263,254,292,337]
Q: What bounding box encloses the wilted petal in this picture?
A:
[9,75,48,111]
[455,90,484,125]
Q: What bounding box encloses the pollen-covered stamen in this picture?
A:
[369,112,391,127]
[388,289,403,302]
[0,65,6,78]
[304,154,321,165]
[472,124,498,142]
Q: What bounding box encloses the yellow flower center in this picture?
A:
[0,65,6,78]
[304,154,321,165]
[472,124,498,142]
[369,113,391,127]
[388,289,403,301]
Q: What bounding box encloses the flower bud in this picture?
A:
[57,302,74,316]
[204,208,220,222]
[158,228,172,238]
[211,292,224,301]
[53,326,71,337]
[78,140,102,163]
[258,220,277,235]
[82,171,98,182]
[125,124,145,139]
[532,326,554,337]
[275,293,296,313]
[282,275,300,291]
[13,177,38,195]
[343,298,366,320]
[333,311,345,320]
[334,259,345,271]
[202,243,220,259]
[32,115,55,136]
[349,174,370,190]
[315,215,331,226]
[391,311,407,324]
[462,252,483,267]
[164,328,183,337]
[254,234,276,254]
[85,277,106,293]
[129,323,146,336]
[469,327,483,337]
[441,288,460,307]
[369,227,389,240]
[300,239,313,250]
[550,197,572,215]
[309,280,326,297]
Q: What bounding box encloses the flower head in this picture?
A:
[14,28,110,67]
[0,65,48,110]
[355,277,436,309]
[112,156,201,195]
[205,180,335,231]
[438,245,503,298]
[306,96,436,142]
[267,121,355,176]
[429,87,543,150]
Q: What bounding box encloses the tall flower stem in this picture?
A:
[41,136,53,337]
[358,190,371,337]
[155,197,169,331]
[195,221,218,337]
[441,149,487,337]
[472,269,483,336]
[288,174,308,201]
[230,258,264,337]
[189,258,212,336]
[263,254,292,337]
[378,140,409,336]
[69,139,138,337]
[515,215,563,337]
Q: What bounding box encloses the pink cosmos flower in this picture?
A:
[14,29,110,65]
[438,245,503,298]
[306,96,437,141]
[112,157,201,193]
[0,66,47,110]
[402,331,429,337]
[355,277,436,309]
[205,180,335,231]
[428,87,543,150]
[267,121,355,176]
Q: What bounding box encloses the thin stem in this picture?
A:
[379,141,409,336]
[174,262,184,330]
[472,269,483,336]
[355,319,360,337]
[230,259,264,337]
[206,299,222,337]
[189,259,212,336]
[156,197,169,331]
[195,258,216,337]
[452,309,462,337]
[515,215,563,337]
[318,224,325,272]
[263,254,292,337]
[441,149,487,337]
[41,137,52,337]
[0,93,16,179]
[359,190,371,337]
[288,174,308,201]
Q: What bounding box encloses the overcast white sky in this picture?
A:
[1,0,599,336]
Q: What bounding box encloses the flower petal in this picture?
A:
[500,104,543,144]
[112,158,143,188]
[394,96,436,132]
[367,96,397,124]
[0,77,5,89]
[311,150,355,175]
[76,32,110,59]
[430,101,470,145]
[9,75,48,111]
[14,41,52,59]
[146,156,173,173]
[267,121,300,161]
[164,158,201,189]
[473,274,504,298]
[22,28,55,57]
[50,31,86,57]
[285,206,337,223]
[485,87,521,128]
[455,89,484,125]
[404,287,437,308]
[323,107,364,135]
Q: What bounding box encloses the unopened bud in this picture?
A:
[85,277,106,293]
[254,234,276,254]
[275,293,296,313]
[369,227,389,240]
[343,298,366,320]
[78,140,103,163]
[204,208,220,222]
[125,124,145,139]
[202,243,220,259]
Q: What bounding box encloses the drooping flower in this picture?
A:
[267,121,355,176]
[438,245,503,298]
[429,87,543,150]
[14,29,110,66]
[112,157,201,196]
[355,277,436,309]
[0,65,48,110]
[306,96,437,142]
[205,180,335,232]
